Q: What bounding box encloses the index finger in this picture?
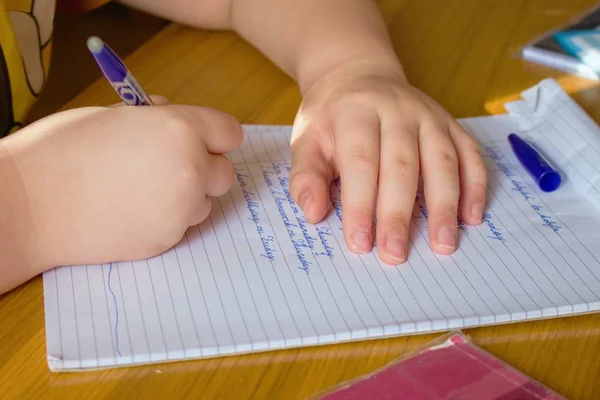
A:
[168,104,244,154]
[335,109,380,254]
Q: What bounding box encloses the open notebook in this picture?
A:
[43,79,600,371]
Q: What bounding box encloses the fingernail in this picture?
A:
[437,226,456,249]
[351,230,372,253]
[300,192,313,218]
[471,204,484,223]
[385,235,406,262]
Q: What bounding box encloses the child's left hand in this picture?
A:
[289,62,487,265]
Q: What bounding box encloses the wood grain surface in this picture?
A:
[2,1,600,399]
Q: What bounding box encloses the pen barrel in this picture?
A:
[109,73,153,106]
[88,37,153,106]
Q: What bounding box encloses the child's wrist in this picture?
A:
[296,48,406,96]
[297,53,407,99]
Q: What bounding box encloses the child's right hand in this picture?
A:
[4,98,243,270]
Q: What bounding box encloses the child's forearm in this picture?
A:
[228,0,405,93]
[119,0,404,93]
[0,141,40,294]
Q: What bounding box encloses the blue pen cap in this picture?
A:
[508,133,561,192]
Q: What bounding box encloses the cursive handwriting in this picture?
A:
[330,179,344,225]
[236,169,276,261]
[457,217,469,235]
[262,164,313,273]
[531,205,562,233]
[315,226,335,258]
[484,145,561,233]
[483,212,506,242]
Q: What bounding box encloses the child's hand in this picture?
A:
[289,64,487,264]
[6,98,242,269]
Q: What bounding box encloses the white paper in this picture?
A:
[43,79,600,371]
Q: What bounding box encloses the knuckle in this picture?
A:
[438,148,458,168]
[218,113,244,145]
[463,137,482,157]
[178,163,201,189]
[381,211,410,227]
[403,101,430,117]
[459,141,488,186]
[428,204,458,222]
[470,172,488,190]
[197,199,213,221]
[289,169,315,191]
[470,156,488,179]
[342,85,403,108]
[348,150,379,170]
[387,157,417,177]
[290,162,329,187]
[349,205,373,222]
[344,88,379,106]
[162,109,193,133]
[394,126,418,140]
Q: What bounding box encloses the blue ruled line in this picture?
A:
[107,262,122,357]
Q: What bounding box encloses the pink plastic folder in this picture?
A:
[317,332,565,400]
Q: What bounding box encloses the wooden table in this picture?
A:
[2,0,600,398]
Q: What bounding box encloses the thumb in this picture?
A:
[289,132,335,224]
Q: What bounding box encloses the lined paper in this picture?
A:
[43,79,600,371]
[506,78,600,213]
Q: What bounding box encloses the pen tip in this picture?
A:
[86,36,105,53]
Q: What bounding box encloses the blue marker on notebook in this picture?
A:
[86,36,153,105]
[508,133,561,192]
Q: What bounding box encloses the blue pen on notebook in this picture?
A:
[508,133,561,192]
[86,36,153,106]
